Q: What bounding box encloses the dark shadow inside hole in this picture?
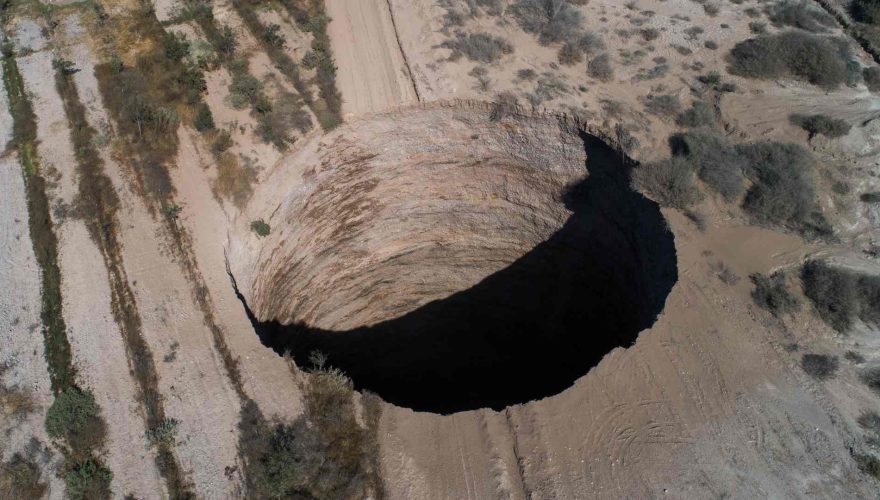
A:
[231,131,678,414]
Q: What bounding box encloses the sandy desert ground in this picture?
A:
[2,0,880,498]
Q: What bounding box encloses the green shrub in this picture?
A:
[261,23,285,48]
[801,353,839,380]
[240,367,382,499]
[193,103,215,132]
[676,101,714,128]
[216,25,237,56]
[767,0,836,32]
[64,458,112,500]
[441,32,514,63]
[250,219,271,236]
[145,418,179,449]
[162,32,190,63]
[750,272,800,316]
[631,157,703,209]
[229,70,263,109]
[45,387,106,452]
[861,192,880,203]
[789,113,851,138]
[508,0,584,45]
[727,32,851,90]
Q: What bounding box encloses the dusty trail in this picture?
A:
[325,0,418,115]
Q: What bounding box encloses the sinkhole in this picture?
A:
[228,106,677,414]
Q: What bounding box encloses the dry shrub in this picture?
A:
[767,0,836,32]
[801,261,880,332]
[508,0,584,45]
[676,101,715,128]
[801,353,839,380]
[441,32,513,63]
[728,32,851,90]
[631,157,703,209]
[213,152,255,208]
[0,452,47,500]
[750,272,800,316]
[789,114,851,138]
[588,53,614,81]
[668,132,829,236]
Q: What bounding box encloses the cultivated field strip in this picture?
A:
[0,58,64,499]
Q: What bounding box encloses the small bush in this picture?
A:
[750,272,800,316]
[64,458,112,500]
[801,261,880,332]
[0,452,47,499]
[801,353,839,380]
[846,350,866,363]
[864,66,880,91]
[216,25,237,57]
[145,418,179,449]
[516,68,537,80]
[229,70,264,109]
[45,387,106,452]
[728,32,851,89]
[852,452,880,480]
[162,32,190,63]
[790,114,851,138]
[489,91,519,121]
[853,0,880,25]
[767,0,836,32]
[508,0,584,45]
[251,219,271,236]
[704,40,718,50]
[241,367,382,499]
[588,53,614,81]
[860,366,880,395]
[441,32,513,63]
[858,410,880,444]
[256,92,313,150]
[262,23,285,48]
[212,129,233,155]
[643,94,681,116]
[557,33,603,67]
[193,103,215,132]
[861,192,880,203]
[676,101,714,128]
[631,157,703,209]
[738,141,824,234]
[669,131,746,201]
[640,27,659,41]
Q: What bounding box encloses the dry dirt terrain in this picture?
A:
[2,0,880,499]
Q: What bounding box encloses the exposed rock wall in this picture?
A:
[229,103,593,330]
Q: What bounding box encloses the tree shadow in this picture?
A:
[234,131,678,414]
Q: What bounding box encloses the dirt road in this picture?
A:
[325,0,418,115]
